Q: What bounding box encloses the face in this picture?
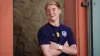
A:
[46,5,61,21]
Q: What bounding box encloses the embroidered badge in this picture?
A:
[56,32,60,38]
[62,31,67,37]
[52,34,55,36]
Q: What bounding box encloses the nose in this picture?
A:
[49,10,53,15]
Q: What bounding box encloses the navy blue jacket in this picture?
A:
[38,23,76,56]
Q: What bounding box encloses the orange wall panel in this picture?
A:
[77,0,88,56]
[0,0,13,56]
[65,0,88,56]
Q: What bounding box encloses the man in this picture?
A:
[38,1,77,56]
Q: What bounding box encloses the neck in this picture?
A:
[49,19,60,27]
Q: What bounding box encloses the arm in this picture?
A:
[50,41,77,55]
[60,41,77,55]
[40,44,61,56]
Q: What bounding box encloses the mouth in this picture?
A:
[50,16,54,17]
[50,14,55,17]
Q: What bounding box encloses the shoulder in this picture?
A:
[60,24,72,30]
[38,23,50,32]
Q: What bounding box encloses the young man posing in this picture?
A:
[38,1,77,56]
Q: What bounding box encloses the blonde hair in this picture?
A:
[45,0,61,10]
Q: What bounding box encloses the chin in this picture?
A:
[49,18,56,21]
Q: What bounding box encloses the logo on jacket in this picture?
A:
[56,32,60,38]
[62,31,67,37]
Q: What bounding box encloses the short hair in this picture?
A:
[45,1,61,10]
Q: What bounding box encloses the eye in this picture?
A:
[46,9,50,12]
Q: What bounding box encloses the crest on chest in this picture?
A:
[62,31,67,37]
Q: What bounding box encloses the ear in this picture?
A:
[59,9,61,14]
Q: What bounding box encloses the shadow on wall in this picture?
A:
[13,0,64,56]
